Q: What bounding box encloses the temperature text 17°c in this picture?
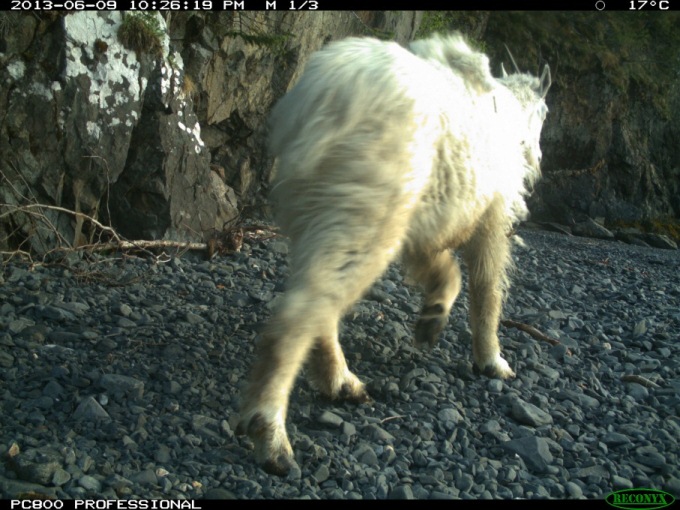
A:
[629,0,670,9]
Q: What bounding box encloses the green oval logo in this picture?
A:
[606,488,675,510]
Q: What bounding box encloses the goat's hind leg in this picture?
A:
[306,324,371,404]
[403,248,462,350]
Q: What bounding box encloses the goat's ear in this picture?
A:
[540,64,551,98]
[501,62,508,78]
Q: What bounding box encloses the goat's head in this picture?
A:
[499,50,551,180]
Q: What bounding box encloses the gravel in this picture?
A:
[1,228,679,499]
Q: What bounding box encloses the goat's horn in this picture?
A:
[504,44,521,74]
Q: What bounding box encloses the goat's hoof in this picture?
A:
[262,452,297,477]
[236,410,296,477]
[338,381,372,404]
[414,316,447,350]
[473,355,516,379]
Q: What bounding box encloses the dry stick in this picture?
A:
[81,239,207,252]
[621,374,660,388]
[501,319,562,347]
[380,415,406,424]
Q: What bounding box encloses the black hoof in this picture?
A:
[236,411,269,437]
[414,316,447,350]
[472,363,507,379]
[472,364,496,379]
[338,382,372,404]
[263,453,297,477]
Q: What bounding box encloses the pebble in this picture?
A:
[79,475,102,492]
[99,374,145,399]
[318,411,344,427]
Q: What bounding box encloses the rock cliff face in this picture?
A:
[0,11,421,253]
[1,11,678,255]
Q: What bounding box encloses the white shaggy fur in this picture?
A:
[238,33,551,475]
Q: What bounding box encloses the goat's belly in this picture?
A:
[406,191,493,253]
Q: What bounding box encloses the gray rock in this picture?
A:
[633,319,647,336]
[612,475,633,489]
[129,469,158,486]
[559,389,601,409]
[364,423,395,442]
[642,234,677,250]
[0,478,58,499]
[318,411,343,427]
[99,374,145,399]
[602,432,630,446]
[627,383,649,400]
[39,305,76,322]
[564,481,583,498]
[0,350,15,368]
[480,419,502,434]
[104,474,134,491]
[636,446,666,468]
[502,436,553,473]
[342,421,357,436]
[79,475,102,492]
[487,379,504,393]
[353,445,379,467]
[437,407,463,426]
[389,484,414,499]
[510,397,553,426]
[312,464,330,484]
[73,396,111,421]
[664,477,680,497]
[10,450,61,485]
[185,311,203,324]
[204,488,237,499]
[572,218,615,240]
[52,468,71,486]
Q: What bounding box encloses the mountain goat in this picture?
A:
[237,33,551,475]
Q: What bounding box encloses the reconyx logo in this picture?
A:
[606,488,675,510]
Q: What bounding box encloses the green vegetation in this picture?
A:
[118,12,165,59]
[225,31,292,55]
[611,217,680,242]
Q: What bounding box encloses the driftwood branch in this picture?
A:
[501,319,563,347]
[1,201,280,263]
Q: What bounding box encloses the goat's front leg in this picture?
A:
[463,201,516,379]
[236,303,316,476]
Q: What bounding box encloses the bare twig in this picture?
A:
[501,319,563,347]
[380,415,406,424]
[621,374,660,388]
[0,203,121,242]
